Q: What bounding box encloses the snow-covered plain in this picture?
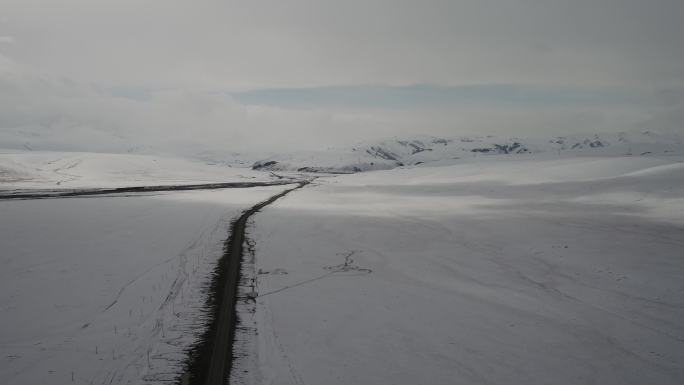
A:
[240,154,684,385]
[0,150,273,190]
[0,186,291,385]
[2,144,684,385]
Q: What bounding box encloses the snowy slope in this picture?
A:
[238,154,684,385]
[0,150,273,190]
[251,130,684,173]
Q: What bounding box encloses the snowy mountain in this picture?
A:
[3,126,682,178]
[251,131,684,173]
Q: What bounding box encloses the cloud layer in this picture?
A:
[0,0,682,152]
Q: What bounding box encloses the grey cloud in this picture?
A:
[2,0,682,88]
[0,0,682,151]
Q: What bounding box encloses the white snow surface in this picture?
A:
[2,142,684,385]
[239,154,684,385]
[0,150,272,190]
[0,186,292,385]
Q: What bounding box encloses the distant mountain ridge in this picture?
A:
[252,131,684,173]
[3,125,682,175]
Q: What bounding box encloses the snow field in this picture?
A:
[240,155,684,385]
[0,186,289,385]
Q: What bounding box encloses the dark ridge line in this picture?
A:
[0,181,297,200]
[180,180,309,385]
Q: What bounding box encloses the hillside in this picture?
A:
[252,131,684,173]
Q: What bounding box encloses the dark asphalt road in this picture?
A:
[0,180,298,200]
[183,181,309,385]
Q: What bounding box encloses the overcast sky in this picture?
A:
[1,0,683,152]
